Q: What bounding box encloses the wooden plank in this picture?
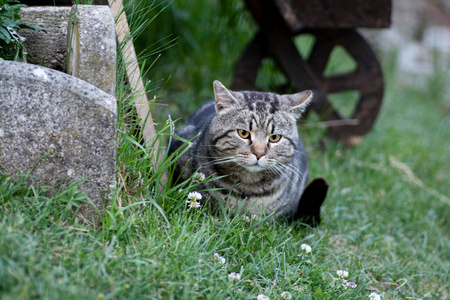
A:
[325,0,392,28]
[273,0,391,31]
[109,0,158,149]
[274,0,334,29]
[108,0,166,187]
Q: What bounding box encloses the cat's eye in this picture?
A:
[269,134,282,143]
[237,129,250,139]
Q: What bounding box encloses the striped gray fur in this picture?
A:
[169,80,312,220]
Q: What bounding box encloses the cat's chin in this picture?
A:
[242,164,266,173]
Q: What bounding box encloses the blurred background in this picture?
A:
[127,0,255,119]
[126,0,450,129]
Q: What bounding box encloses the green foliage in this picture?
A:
[74,0,94,4]
[129,0,256,120]
[0,0,41,61]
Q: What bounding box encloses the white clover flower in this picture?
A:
[213,253,226,264]
[186,191,202,209]
[298,243,312,259]
[193,172,206,182]
[300,244,312,253]
[187,191,202,201]
[242,215,250,222]
[257,294,269,300]
[228,272,241,280]
[186,200,201,209]
[281,291,292,299]
[346,281,357,289]
[369,292,381,300]
[336,270,349,279]
[251,214,261,221]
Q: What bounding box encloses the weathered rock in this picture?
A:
[20,0,74,6]
[20,7,72,72]
[21,1,108,5]
[67,5,116,95]
[0,61,117,223]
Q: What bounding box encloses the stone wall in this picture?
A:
[20,7,71,72]
[1,5,118,223]
[20,5,117,95]
[67,5,117,95]
[0,61,117,223]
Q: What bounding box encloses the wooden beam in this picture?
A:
[108,0,166,188]
[108,0,158,148]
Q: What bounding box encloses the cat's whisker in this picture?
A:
[268,163,296,185]
[268,160,303,183]
[213,157,238,163]
[275,162,304,182]
[190,154,227,159]
[189,153,234,161]
[213,159,238,166]
[202,156,238,167]
[266,164,285,181]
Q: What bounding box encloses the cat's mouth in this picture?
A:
[243,165,265,172]
[242,160,267,172]
[235,154,268,172]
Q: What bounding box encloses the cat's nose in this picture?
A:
[254,152,264,160]
[252,144,266,160]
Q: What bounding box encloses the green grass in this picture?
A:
[1,0,449,299]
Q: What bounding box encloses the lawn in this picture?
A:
[0,0,449,299]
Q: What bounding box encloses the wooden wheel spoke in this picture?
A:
[232,31,269,91]
[321,72,381,93]
[321,72,362,93]
[320,101,342,120]
[307,35,335,75]
[232,26,384,145]
[337,31,380,72]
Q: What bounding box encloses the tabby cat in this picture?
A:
[169,80,326,223]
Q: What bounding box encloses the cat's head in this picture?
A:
[209,80,312,173]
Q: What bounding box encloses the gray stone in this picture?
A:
[20,7,72,72]
[0,61,117,223]
[67,5,116,95]
[20,5,117,96]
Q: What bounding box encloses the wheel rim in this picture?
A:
[233,29,384,145]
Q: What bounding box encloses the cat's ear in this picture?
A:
[213,80,239,113]
[283,90,313,118]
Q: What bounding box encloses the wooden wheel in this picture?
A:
[233,29,384,146]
